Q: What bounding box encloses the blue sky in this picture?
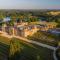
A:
[0,0,60,9]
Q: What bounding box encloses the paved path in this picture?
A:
[0,31,56,50]
[53,47,58,60]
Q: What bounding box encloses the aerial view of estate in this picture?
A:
[0,0,60,60]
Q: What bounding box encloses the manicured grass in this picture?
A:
[28,36,57,47]
[0,36,11,45]
[27,31,58,47]
[0,36,54,60]
[10,38,54,60]
[30,21,57,25]
[56,48,60,60]
[0,36,10,60]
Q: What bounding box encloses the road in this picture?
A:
[0,31,56,50]
[13,36,56,50]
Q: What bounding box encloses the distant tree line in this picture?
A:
[0,10,60,24]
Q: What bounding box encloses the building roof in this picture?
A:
[3,17,11,22]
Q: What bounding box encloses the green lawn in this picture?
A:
[29,21,57,26]
[0,36,54,60]
[9,38,54,60]
[27,31,58,47]
[0,36,11,45]
[0,36,10,60]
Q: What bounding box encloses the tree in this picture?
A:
[56,23,60,28]
[7,19,14,26]
[9,38,21,60]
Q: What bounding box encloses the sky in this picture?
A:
[0,0,60,9]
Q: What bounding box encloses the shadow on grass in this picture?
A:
[56,48,60,60]
[9,47,38,60]
[9,38,39,60]
[9,38,54,60]
[0,42,9,60]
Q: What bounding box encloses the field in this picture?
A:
[9,38,54,60]
[29,21,57,25]
[27,31,58,47]
[0,36,54,60]
[0,36,10,60]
